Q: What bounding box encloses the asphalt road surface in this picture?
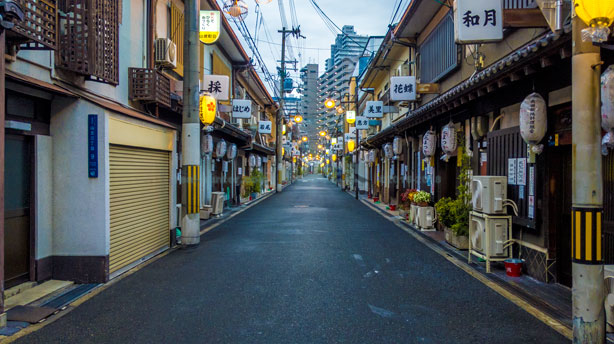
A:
[18,175,567,343]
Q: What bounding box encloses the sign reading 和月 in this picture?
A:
[454,0,503,43]
[232,99,252,119]
[202,75,229,100]
[365,101,383,118]
[390,76,417,102]
[199,11,220,44]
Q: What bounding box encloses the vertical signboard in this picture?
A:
[199,11,221,44]
[88,114,98,178]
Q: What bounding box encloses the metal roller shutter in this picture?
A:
[110,145,170,274]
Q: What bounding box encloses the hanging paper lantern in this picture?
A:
[347,140,356,152]
[223,0,248,21]
[393,136,403,156]
[441,123,458,155]
[384,143,394,159]
[215,140,227,158]
[226,143,237,160]
[256,155,262,167]
[368,150,375,163]
[199,94,217,125]
[202,134,213,155]
[603,131,614,156]
[602,65,614,131]
[422,130,436,157]
[520,93,547,145]
[249,154,256,167]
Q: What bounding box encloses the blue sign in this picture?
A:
[88,115,98,178]
[369,119,382,126]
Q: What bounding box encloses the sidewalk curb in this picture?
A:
[356,194,574,341]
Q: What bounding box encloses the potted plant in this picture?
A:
[438,152,472,249]
[413,191,431,207]
[399,189,417,220]
[249,169,263,200]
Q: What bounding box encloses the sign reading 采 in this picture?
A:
[88,114,98,178]
[202,75,229,100]
[356,116,369,130]
[390,76,417,101]
[232,99,252,119]
[454,0,503,43]
[365,101,384,118]
[199,11,220,44]
[259,121,272,134]
[508,158,516,185]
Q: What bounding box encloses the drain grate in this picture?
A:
[41,284,100,309]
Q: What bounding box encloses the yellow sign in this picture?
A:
[199,11,221,44]
[199,94,217,125]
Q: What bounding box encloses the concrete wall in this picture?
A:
[50,99,109,257]
[35,135,53,260]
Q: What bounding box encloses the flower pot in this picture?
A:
[390,205,396,211]
[444,227,469,250]
[373,197,379,203]
[417,202,429,207]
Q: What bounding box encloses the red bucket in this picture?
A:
[389,205,396,211]
[505,259,523,277]
[373,197,379,202]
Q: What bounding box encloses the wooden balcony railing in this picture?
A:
[56,0,119,84]
[129,68,171,109]
[8,0,57,50]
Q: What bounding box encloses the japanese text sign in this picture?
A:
[454,0,503,43]
[390,76,417,101]
[199,11,220,44]
[232,99,252,119]
[365,101,384,118]
[259,121,272,134]
[356,116,369,130]
[202,75,229,100]
[88,114,98,178]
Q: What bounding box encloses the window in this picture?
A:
[170,1,185,77]
[504,0,537,9]
[419,13,459,83]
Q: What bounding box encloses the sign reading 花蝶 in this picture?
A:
[202,75,229,100]
[390,76,417,101]
[199,11,220,44]
[259,121,272,134]
[356,116,369,129]
[365,101,384,118]
[454,0,503,43]
[232,99,252,119]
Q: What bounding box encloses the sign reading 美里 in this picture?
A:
[365,101,384,118]
[199,11,221,44]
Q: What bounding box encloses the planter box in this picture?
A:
[200,206,212,220]
[444,226,469,250]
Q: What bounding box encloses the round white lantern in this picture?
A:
[519,93,547,145]
[441,123,458,155]
[393,136,403,155]
[256,155,262,167]
[226,143,237,160]
[602,65,614,131]
[422,130,436,157]
[383,143,394,159]
[249,154,256,168]
[202,134,213,155]
[215,140,227,158]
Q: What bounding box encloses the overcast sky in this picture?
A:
[222,0,405,95]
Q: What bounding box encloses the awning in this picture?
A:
[252,142,275,156]
[212,118,251,145]
[6,70,78,98]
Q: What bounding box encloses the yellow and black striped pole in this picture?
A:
[185,165,200,215]
[571,15,604,343]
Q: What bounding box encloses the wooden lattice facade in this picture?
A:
[56,0,119,84]
[128,68,171,109]
[8,0,58,49]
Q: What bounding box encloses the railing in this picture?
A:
[56,0,119,84]
[129,68,171,109]
[504,0,537,9]
[9,0,57,49]
[419,12,459,84]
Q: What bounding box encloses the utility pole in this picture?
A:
[354,79,359,200]
[276,26,305,193]
[571,16,604,343]
[181,0,200,246]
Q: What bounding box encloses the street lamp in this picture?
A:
[319,130,327,137]
[324,99,336,109]
[336,106,345,114]
[302,136,308,142]
[294,115,303,123]
[574,0,614,42]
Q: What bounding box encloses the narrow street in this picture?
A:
[16,175,566,344]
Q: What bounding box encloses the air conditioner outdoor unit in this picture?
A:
[154,38,177,69]
[468,212,512,272]
[416,206,435,231]
[211,192,225,215]
[471,176,507,215]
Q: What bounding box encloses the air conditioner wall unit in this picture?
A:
[211,192,225,215]
[155,38,177,69]
[471,176,507,215]
[468,212,512,273]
